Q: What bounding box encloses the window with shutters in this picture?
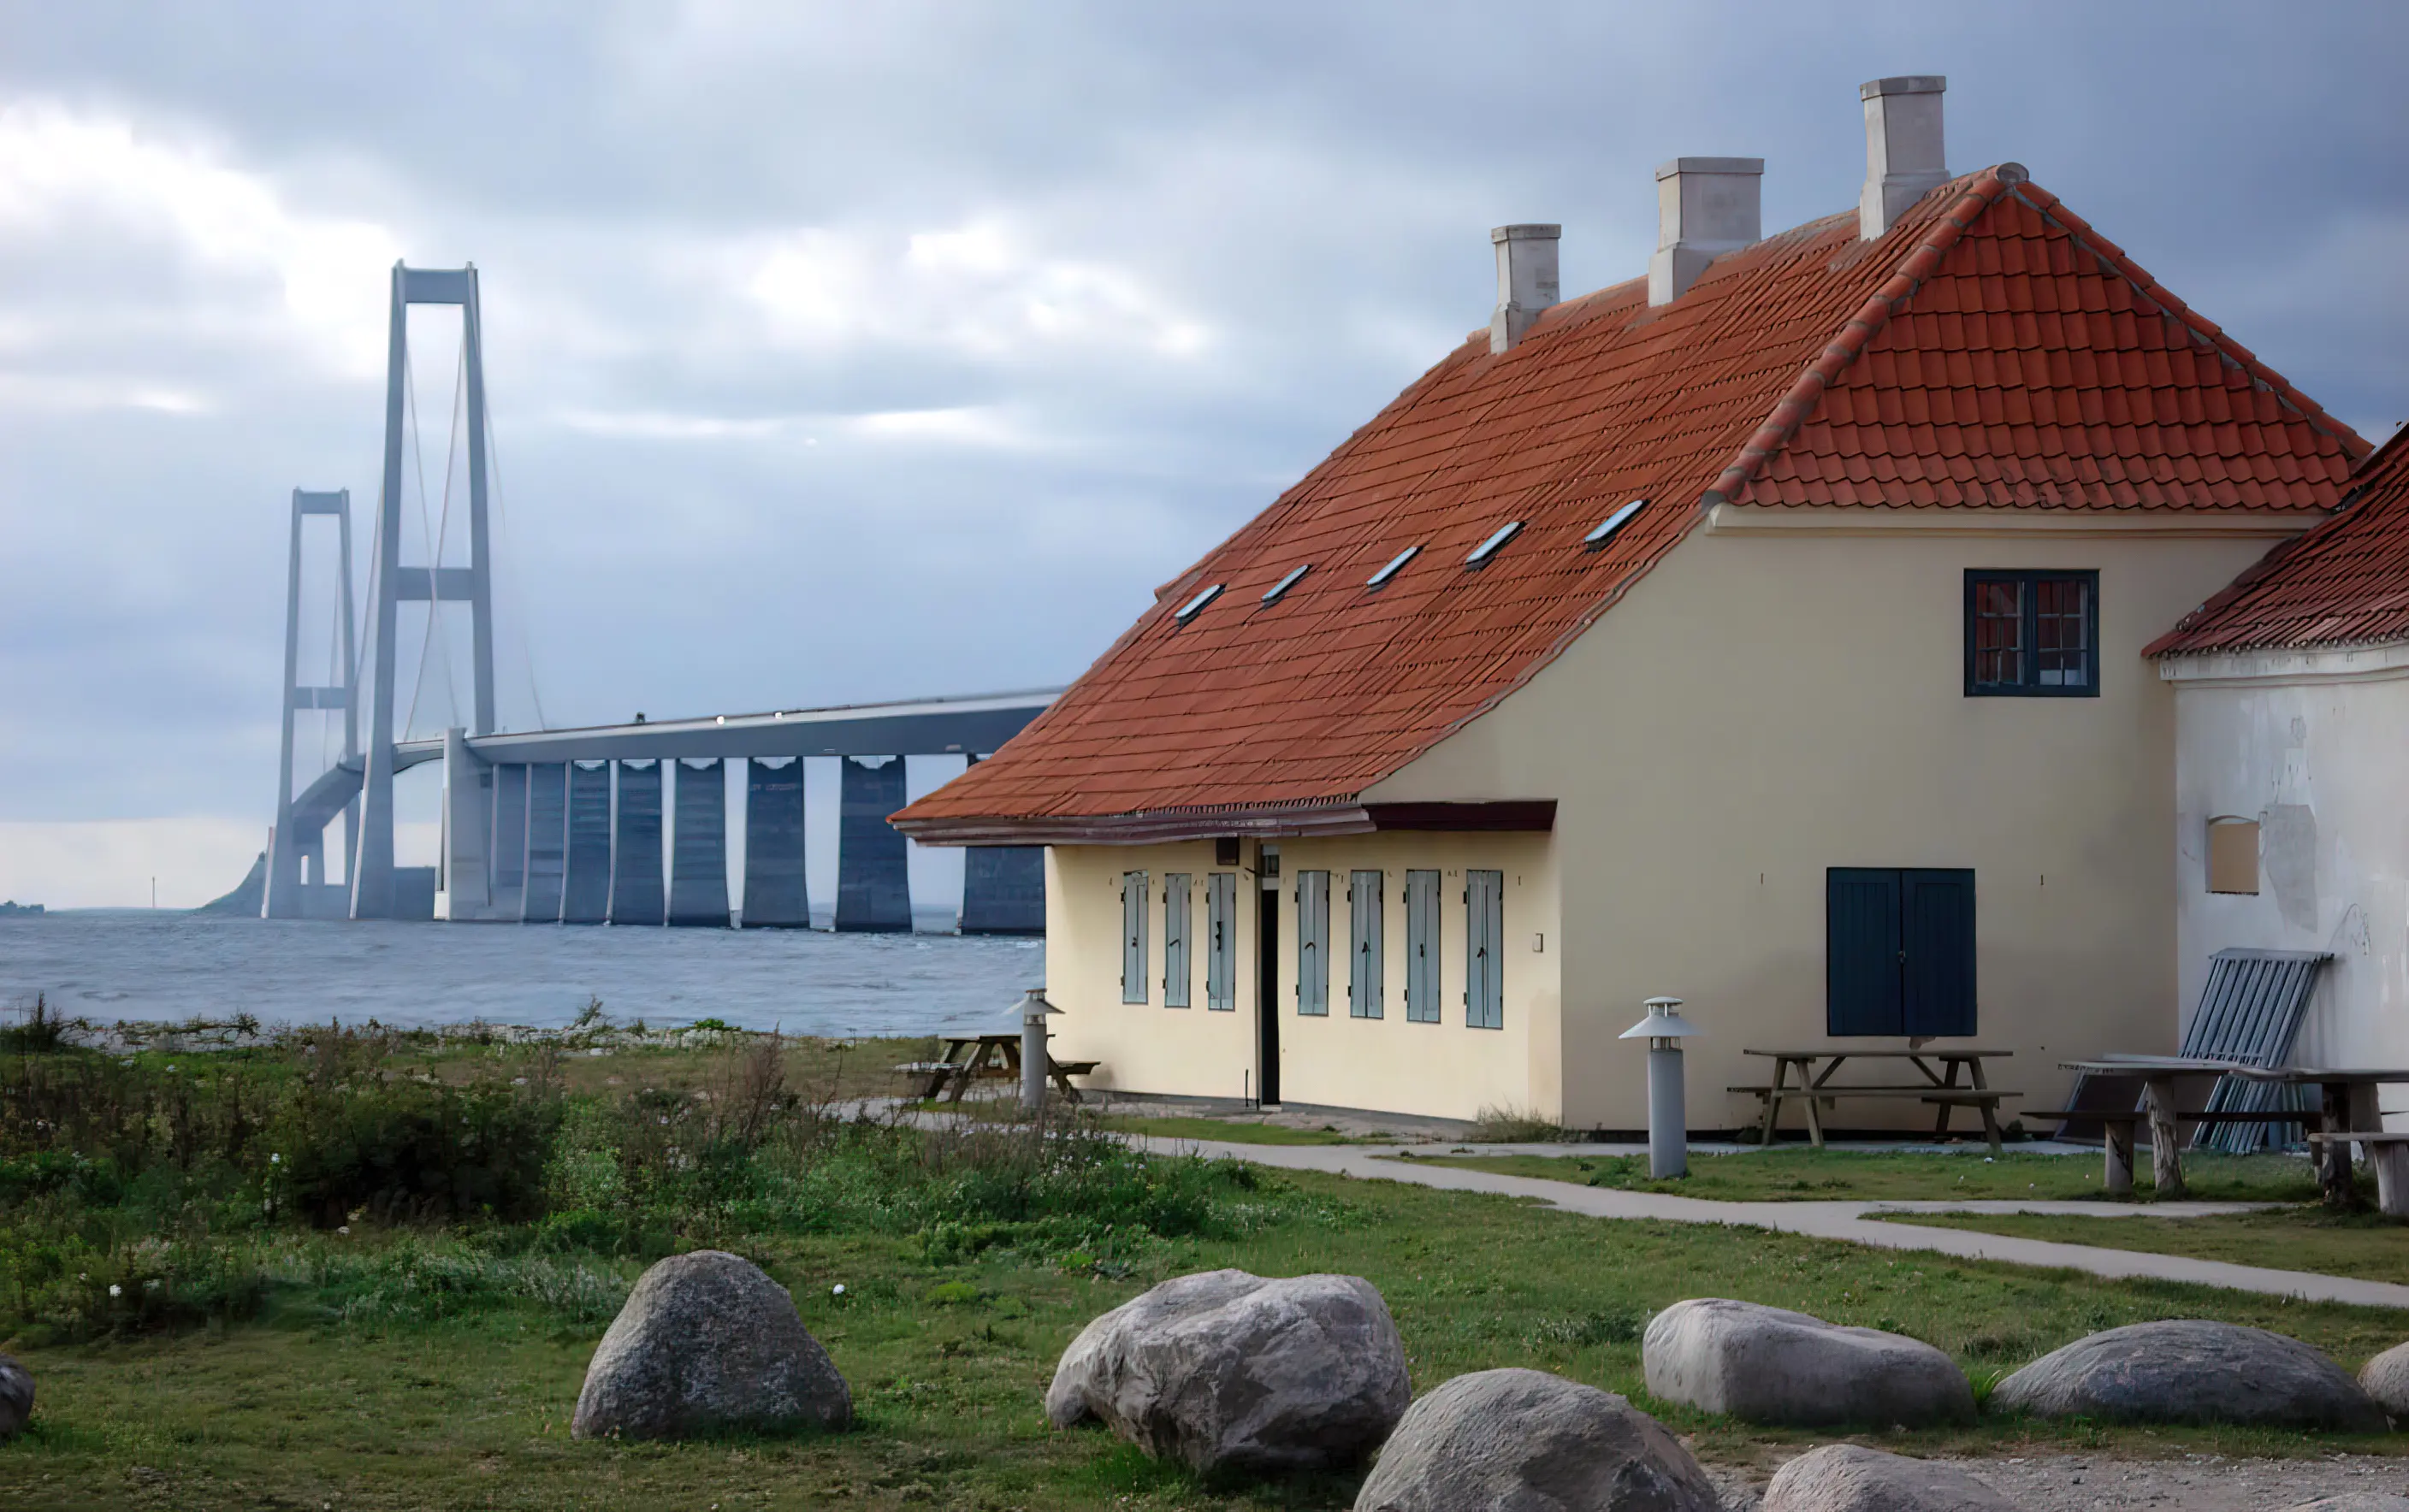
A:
[1465,870,1504,1030]
[1348,870,1384,1019]
[1826,867,1975,1036]
[1121,871,1149,1004]
[1405,869,1441,1023]
[1295,871,1330,1015]
[1205,872,1236,1011]
[1966,570,2098,696]
[1163,872,1192,1006]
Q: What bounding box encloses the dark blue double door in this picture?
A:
[1826,868,1976,1037]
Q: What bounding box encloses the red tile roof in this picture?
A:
[2148,426,2409,657]
[898,170,2367,842]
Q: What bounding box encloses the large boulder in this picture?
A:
[1763,1445,2017,1512]
[1046,1268,1406,1474]
[0,1355,29,1439]
[2281,1498,2409,1512]
[572,1249,850,1439]
[2358,1339,2409,1421]
[1354,1367,1719,1512]
[1990,1320,2384,1432]
[1641,1298,1974,1427]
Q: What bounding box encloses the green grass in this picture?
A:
[1383,1147,2328,1203]
[1877,1206,2409,1285]
[1096,1116,1391,1147]
[5,1170,2407,1509]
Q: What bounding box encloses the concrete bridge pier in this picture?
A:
[441,729,499,920]
[490,764,529,919]
[957,752,1045,934]
[561,762,611,923]
[742,758,808,927]
[610,760,665,924]
[669,759,730,926]
[522,762,566,922]
[835,756,912,931]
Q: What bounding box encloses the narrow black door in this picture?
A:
[1257,883,1281,1105]
[1902,869,1976,1037]
[1827,868,1905,1036]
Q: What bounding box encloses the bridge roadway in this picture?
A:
[275,688,1060,930]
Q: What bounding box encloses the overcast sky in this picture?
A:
[0,2,2401,906]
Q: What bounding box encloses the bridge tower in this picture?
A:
[263,489,358,918]
[352,264,500,918]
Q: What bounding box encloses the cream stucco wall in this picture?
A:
[1367,510,2299,1131]
[1042,835,1560,1122]
[2169,649,2409,1123]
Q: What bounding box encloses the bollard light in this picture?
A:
[1618,995,1704,1178]
[1019,988,1062,1113]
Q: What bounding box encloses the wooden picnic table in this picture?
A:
[2229,1065,2409,1214]
[899,1032,1098,1105]
[1736,1048,2017,1154]
[2049,1055,2305,1201]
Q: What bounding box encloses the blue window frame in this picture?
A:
[1966,570,2098,696]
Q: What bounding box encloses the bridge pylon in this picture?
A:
[352,263,500,919]
[263,489,358,918]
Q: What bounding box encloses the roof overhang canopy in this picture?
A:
[895,799,1556,848]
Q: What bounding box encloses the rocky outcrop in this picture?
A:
[0,1355,30,1439]
[572,1250,850,1439]
[1354,1367,1719,1512]
[1991,1320,2384,1432]
[1046,1269,1407,1474]
[1641,1298,1974,1427]
[2356,1339,2409,1422]
[1763,1444,2018,1512]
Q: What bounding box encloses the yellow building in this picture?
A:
[897,78,2367,1131]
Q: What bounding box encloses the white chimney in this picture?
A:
[1859,75,1949,239]
[1647,157,1763,307]
[1489,223,1561,354]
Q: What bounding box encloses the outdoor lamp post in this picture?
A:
[1619,995,1704,1178]
[1020,988,1062,1113]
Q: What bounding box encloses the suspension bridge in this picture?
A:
[257,263,1056,930]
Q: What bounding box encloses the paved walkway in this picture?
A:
[1149,1138,2409,1310]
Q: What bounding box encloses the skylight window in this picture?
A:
[1583,499,1648,549]
[1366,546,1419,589]
[1465,521,1524,568]
[1261,564,1311,605]
[1173,583,1223,623]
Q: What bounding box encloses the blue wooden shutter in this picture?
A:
[1122,871,1149,1003]
[1903,869,1976,1037]
[1349,870,1383,1019]
[1206,872,1235,1011]
[1406,870,1440,1022]
[1826,868,1904,1036]
[1163,872,1191,1007]
[1295,871,1329,1015]
[1465,870,1503,1029]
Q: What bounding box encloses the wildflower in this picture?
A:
[109,1284,121,1297]
[270,1153,281,1164]
[338,1226,351,1235]
[832,1284,846,1296]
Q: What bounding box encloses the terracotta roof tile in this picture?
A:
[901,172,2366,835]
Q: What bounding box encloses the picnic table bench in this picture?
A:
[896,1032,1098,1105]
[1734,1048,2017,1154]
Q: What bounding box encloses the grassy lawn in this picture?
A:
[6,1170,2409,1510]
[1384,1147,2329,1204]
[1876,1207,2409,1286]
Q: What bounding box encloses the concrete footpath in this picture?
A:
[1152,1138,2409,1310]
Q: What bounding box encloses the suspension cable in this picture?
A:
[482,393,548,731]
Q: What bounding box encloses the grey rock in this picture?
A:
[571,1249,850,1440]
[2358,1339,2409,1421]
[0,1355,29,1439]
[1354,1367,1719,1512]
[2279,1497,2409,1512]
[1991,1320,2384,1432]
[1642,1298,1974,1427]
[1046,1268,1406,1474]
[1763,1445,2017,1512]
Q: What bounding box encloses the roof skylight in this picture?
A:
[1173,583,1223,623]
[1261,564,1311,605]
[1583,499,1648,549]
[1465,521,1524,567]
[1366,546,1420,588]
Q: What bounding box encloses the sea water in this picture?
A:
[0,911,1045,1037]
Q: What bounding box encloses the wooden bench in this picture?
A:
[2305,1132,2409,1217]
[894,1051,1102,1104]
[1731,1084,2021,1155]
[2024,1107,2300,1196]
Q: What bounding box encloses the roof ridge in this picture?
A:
[1700,168,2017,510]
